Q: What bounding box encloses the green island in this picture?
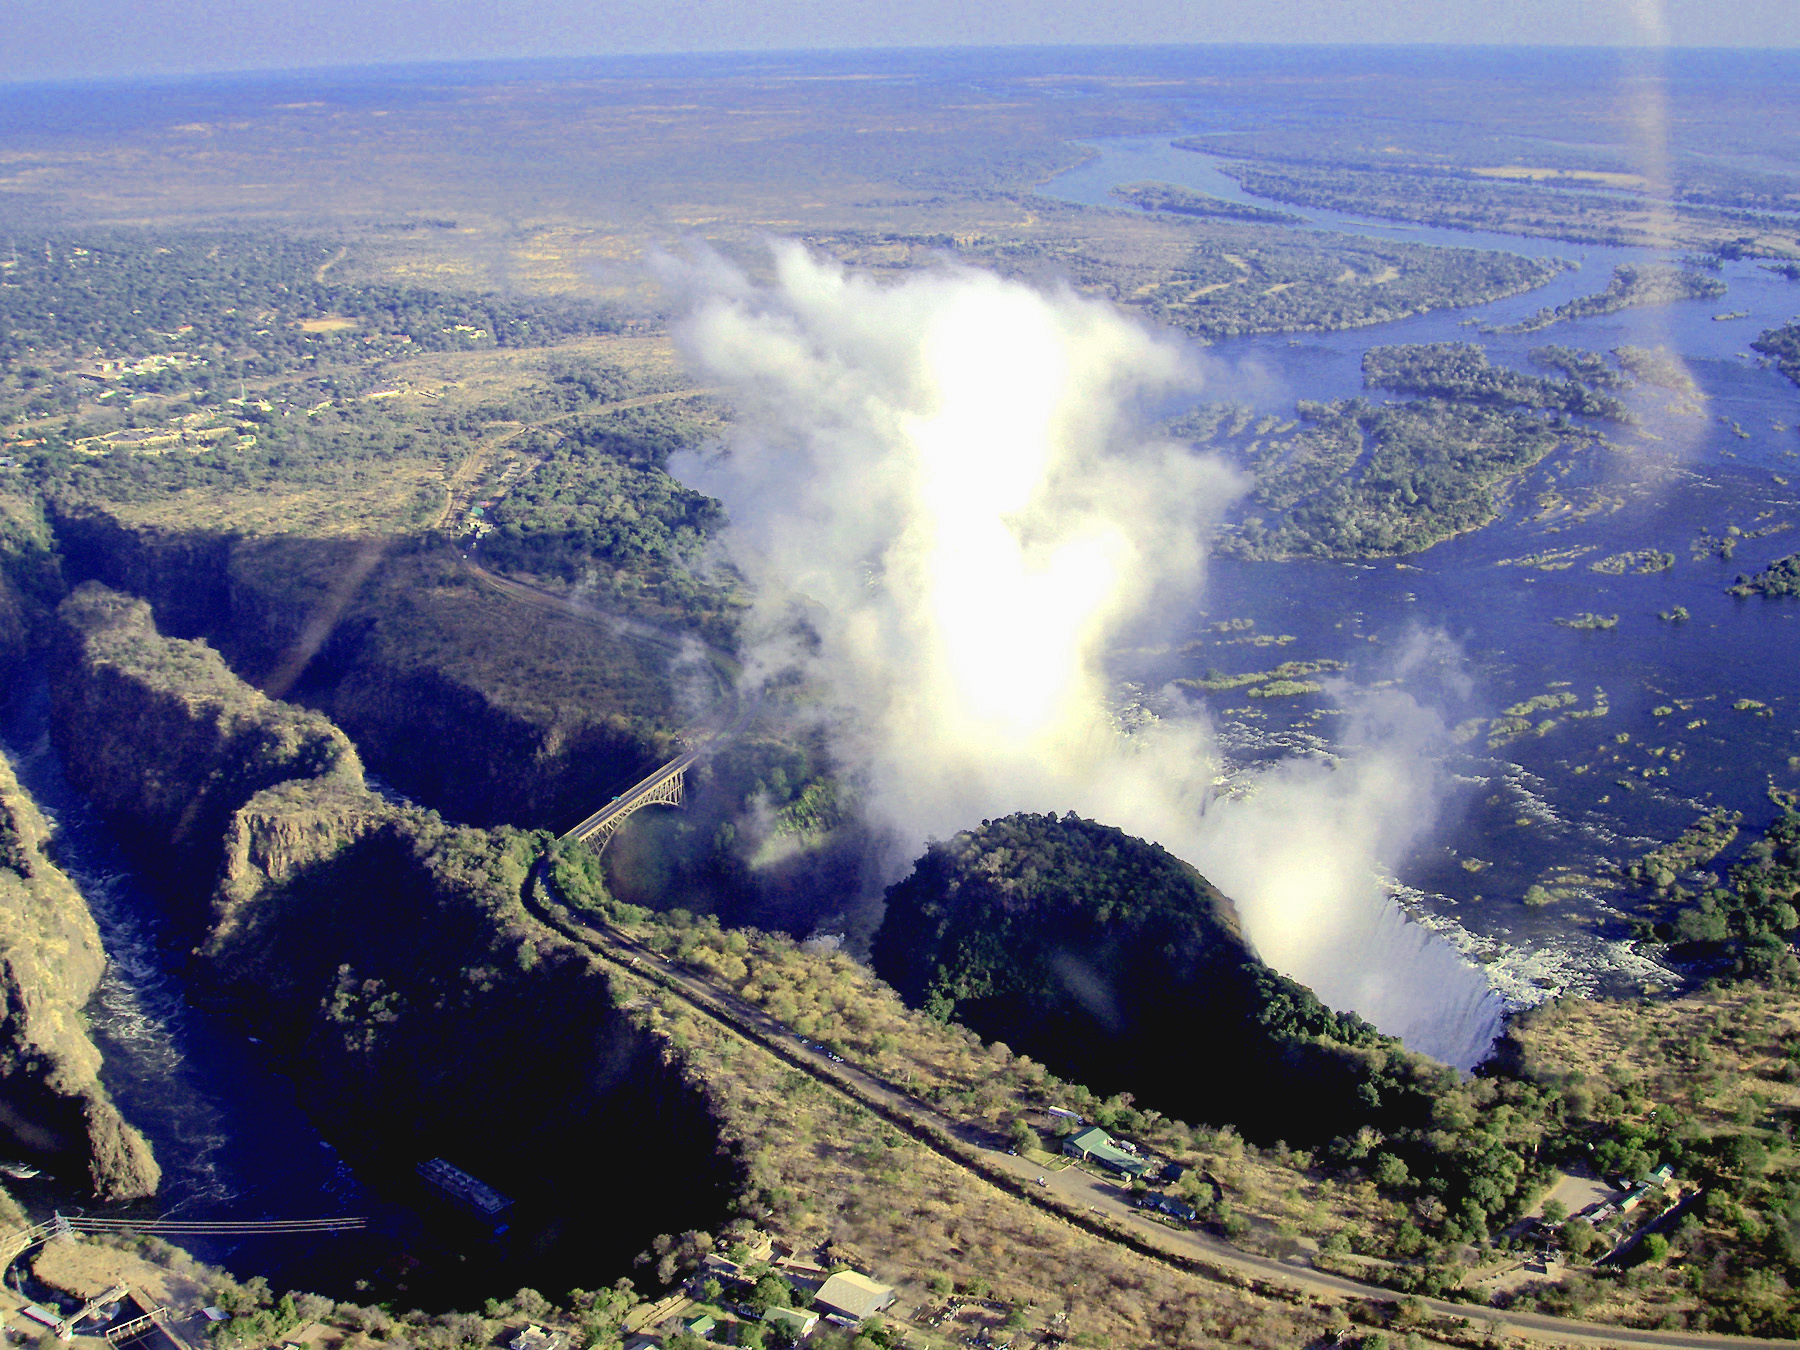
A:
[1554,612,1621,630]
[1195,394,1593,560]
[1590,550,1675,575]
[1624,808,1743,894]
[1753,322,1800,388]
[1170,120,1800,255]
[1497,545,1595,571]
[1110,180,1304,225]
[1729,552,1800,598]
[1361,342,1631,419]
[1494,266,1727,335]
[1457,686,1610,750]
[1528,344,1632,389]
[1178,657,1345,695]
[1168,340,1645,562]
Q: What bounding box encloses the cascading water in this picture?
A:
[671,244,1506,1069]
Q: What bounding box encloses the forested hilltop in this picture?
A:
[872,812,1442,1144]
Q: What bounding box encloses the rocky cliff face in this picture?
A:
[202,775,737,1291]
[0,494,62,685]
[49,513,672,829]
[0,750,160,1200]
[874,812,1424,1144]
[49,582,363,905]
[45,585,734,1291]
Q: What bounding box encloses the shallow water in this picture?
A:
[1043,135,1800,1017]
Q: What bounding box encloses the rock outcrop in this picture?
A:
[49,512,675,829]
[0,494,61,685]
[0,750,159,1200]
[49,583,362,904]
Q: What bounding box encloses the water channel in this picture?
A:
[1042,136,1800,1003]
[0,673,420,1298]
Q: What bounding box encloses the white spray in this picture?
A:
[671,244,1504,1067]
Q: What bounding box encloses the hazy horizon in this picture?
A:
[5,0,1798,85]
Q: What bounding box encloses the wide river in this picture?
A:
[1043,136,1800,1005]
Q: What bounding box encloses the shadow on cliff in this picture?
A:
[48,510,679,830]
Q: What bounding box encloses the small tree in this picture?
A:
[1562,1218,1598,1259]
[513,1288,553,1321]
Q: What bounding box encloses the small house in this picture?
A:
[1062,1126,1150,1178]
[763,1306,819,1340]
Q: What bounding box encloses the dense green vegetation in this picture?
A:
[1529,344,1631,389]
[0,231,619,382]
[936,224,1567,340]
[1182,145,1799,255]
[861,813,1712,1272]
[30,395,450,522]
[1110,180,1302,224]
[870,812,1444,1145]
[1496,265,1726,334]
[1636,810,1800,983]
[1188,395,1586,559]
[1192,157,1657,246]
[1753,322,1800,388]
[1729,552,1800,598]
[0,492,59,676]
[1362,342,1630,419]
[1173,341,1609,560]
[479,406,728,604]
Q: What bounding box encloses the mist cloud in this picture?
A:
[671,243,1502,1067]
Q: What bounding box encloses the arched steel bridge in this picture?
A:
[560,743,706,850]
[559,682,757,852]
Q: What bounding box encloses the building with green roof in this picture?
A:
[1062,1126,1150,1178]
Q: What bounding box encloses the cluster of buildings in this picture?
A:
[1580,1163,1677,1227]
[1061,1125,1200,1224]
[630,1240,896,1346]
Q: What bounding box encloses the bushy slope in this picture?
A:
[873,812,1428,1142]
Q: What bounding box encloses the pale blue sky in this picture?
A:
[5,0,1796,83]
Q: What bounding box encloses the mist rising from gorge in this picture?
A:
[669,243,1504,1068]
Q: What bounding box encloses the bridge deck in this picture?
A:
[562,746,705,844]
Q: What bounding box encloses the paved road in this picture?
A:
[521,887,1795,1350]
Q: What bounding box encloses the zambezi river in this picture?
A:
[1044,135,1799,1010]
